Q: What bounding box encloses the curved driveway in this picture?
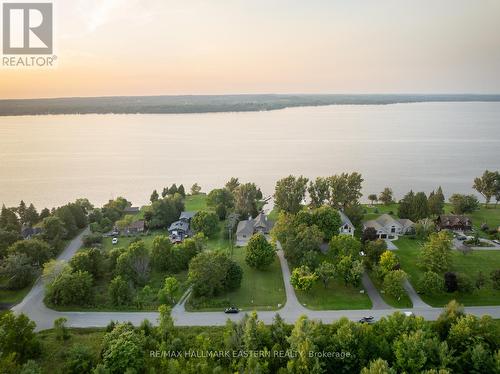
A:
[12,229,500,331]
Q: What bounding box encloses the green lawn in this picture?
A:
[395,238,500,307]
[362,203,399,221]
[295,278,372,310]
[184,193,208,211]
[187,245,286,312]
[0,277,33,305]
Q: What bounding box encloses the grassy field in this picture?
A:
[367,271,412,308]
[295,278,372,310]
[184,193,209,211]
[0,277,33,306]
[395,238,500,306]
[187,244,286,312]
[362,203,399,221]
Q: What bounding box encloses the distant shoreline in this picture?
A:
[1,94,500,116]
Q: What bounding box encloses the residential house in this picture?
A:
[21,225,42,240]
[236,212,274,246]
[363,214,415,240]
[122,220,145,235]
[123,206,140,215]
[436,215,472,232]
[338,211,355,236]
[168,211,197,243]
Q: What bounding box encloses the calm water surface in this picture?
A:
[0,102,499,208]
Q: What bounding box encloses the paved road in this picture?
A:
[11,230,500,332]
[362,273,392,310]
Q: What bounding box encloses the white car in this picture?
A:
[112,237,118,245]
[404,311,415,317]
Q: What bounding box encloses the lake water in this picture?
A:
[0,102,499,209]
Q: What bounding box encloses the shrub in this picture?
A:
[456,273,474,293]
[82,233,103,247]
[157,276,179,305]
[290,265,318,292]
[70,248,104,278]
[417,271,443,295]
[0,253,37,289]
[491,269,500,290]
[54,317,70,341]
[64,344,94,374]
[101,324,145,374]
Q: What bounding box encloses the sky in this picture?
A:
[1,0,500,99]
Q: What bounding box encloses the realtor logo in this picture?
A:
[3,3,53,54]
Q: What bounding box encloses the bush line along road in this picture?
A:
[12,228,500,332]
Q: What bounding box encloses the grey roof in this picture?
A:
[124,206,140,214]
[236,220,254,237]
[180,211,196,221]
[127,220,145,230]
[364,214,415,231]
[168,220,189,232]
[236,212,273,237]
[339,211,354,228]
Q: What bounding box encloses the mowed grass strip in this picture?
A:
[395,238,500,307]
[295,278,372,310]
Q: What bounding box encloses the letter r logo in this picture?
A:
[3,3,53,54]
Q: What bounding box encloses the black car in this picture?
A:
[358,316,375,324]
[224,306,239,314]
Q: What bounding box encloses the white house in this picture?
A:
[338,211,355,237]
[363,214,414,240]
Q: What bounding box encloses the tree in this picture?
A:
[225,177,240,192]
[115,241,150,286]
[287,316,322,374]
[115,214,134,231]
[383,270,407,300]
[327,172,364,210]
[0,312,40,364]
[449,194,479,214]
[24,204,39,227]
[413,191,430,220]
[191,210,219,238]
[82,233,103,247]
[444,272,458,293]
[0,253,37,289]
[46,268,93,306]
[190,183,202,195]
[274,175,309,214]
[473,170,499,207]
[475,271,486,289]
[328,235,362,260]
[109,275,132,306]
[157,276,179,304]
[0,204,21,232]
[150,189,159,203]
[168,183,178,195]
[147,194,184,229]
[245,233,275,269]
[151,235,173,271]
[64,344,94,374]
[379,188,394,205]
[207,188,234,215]
[101,323,145,374]
[336,255,363,286]
[290,265,318,292]
[393,330,438,373]
[70,248,104,278]
[379,251,399,277]
[308,177,330,208]
[284,224,323,266]
[8,239,52,267]
[41,216,67,250]
[0,228,21,258]
[316,261,336,288]
[415,218,436,240]
[177,184,186,197]
[310,206,342,241]
[234,182,262,218]
[428,186,445,215]
[188,251,242,297]
[490,269,500,290]
[161,187,168,198]
[419,231,453,273]
[362,227,378,243]
[361,359,396,374]
[418,271,443,295]
[364,239,387,268]
[368,194,378,205]
[398,190,415,220]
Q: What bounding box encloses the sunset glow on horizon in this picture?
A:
[1,0,500,99]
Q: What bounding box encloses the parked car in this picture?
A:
[403,311,415,317]
[112,237,118,245]
[456,235,467,241]
[358,316,374,324]
[492,239,500,245]
[224,306,239,314]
